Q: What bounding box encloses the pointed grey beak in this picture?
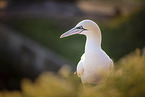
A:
[60,28,84,38]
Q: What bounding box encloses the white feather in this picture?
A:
[60,19,114,84]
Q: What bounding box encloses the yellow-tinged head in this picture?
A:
[60,19,101,38]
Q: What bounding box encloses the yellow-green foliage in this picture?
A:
[0,49,145,97]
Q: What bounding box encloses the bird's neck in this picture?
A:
[85,31,102,53]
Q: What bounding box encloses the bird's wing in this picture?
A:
[77,54,85,77]
[109,59,114,71]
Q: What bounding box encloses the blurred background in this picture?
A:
[0,0,145,92]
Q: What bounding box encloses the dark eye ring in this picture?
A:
[79,26,83,29]
[76,26,84,29]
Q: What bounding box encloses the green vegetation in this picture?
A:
[1,1,145,96]
[9,6,145,63]
[10,18,86,63]
[0,49,145,97]
[101,6,145,60]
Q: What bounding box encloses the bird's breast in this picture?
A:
[81,50,110,83]
[84,50,110,67]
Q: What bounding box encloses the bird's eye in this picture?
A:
[76,26,84,29]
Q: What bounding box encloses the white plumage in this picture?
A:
[60,19,113,84]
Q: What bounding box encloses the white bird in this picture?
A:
[60,19,113,85]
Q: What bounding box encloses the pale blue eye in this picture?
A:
[76,26,82,29]
[79,26,83,29]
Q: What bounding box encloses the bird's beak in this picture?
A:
[60,28,84,38]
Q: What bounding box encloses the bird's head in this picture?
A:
[60,19,101,38]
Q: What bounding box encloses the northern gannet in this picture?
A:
[60,19,114,84]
